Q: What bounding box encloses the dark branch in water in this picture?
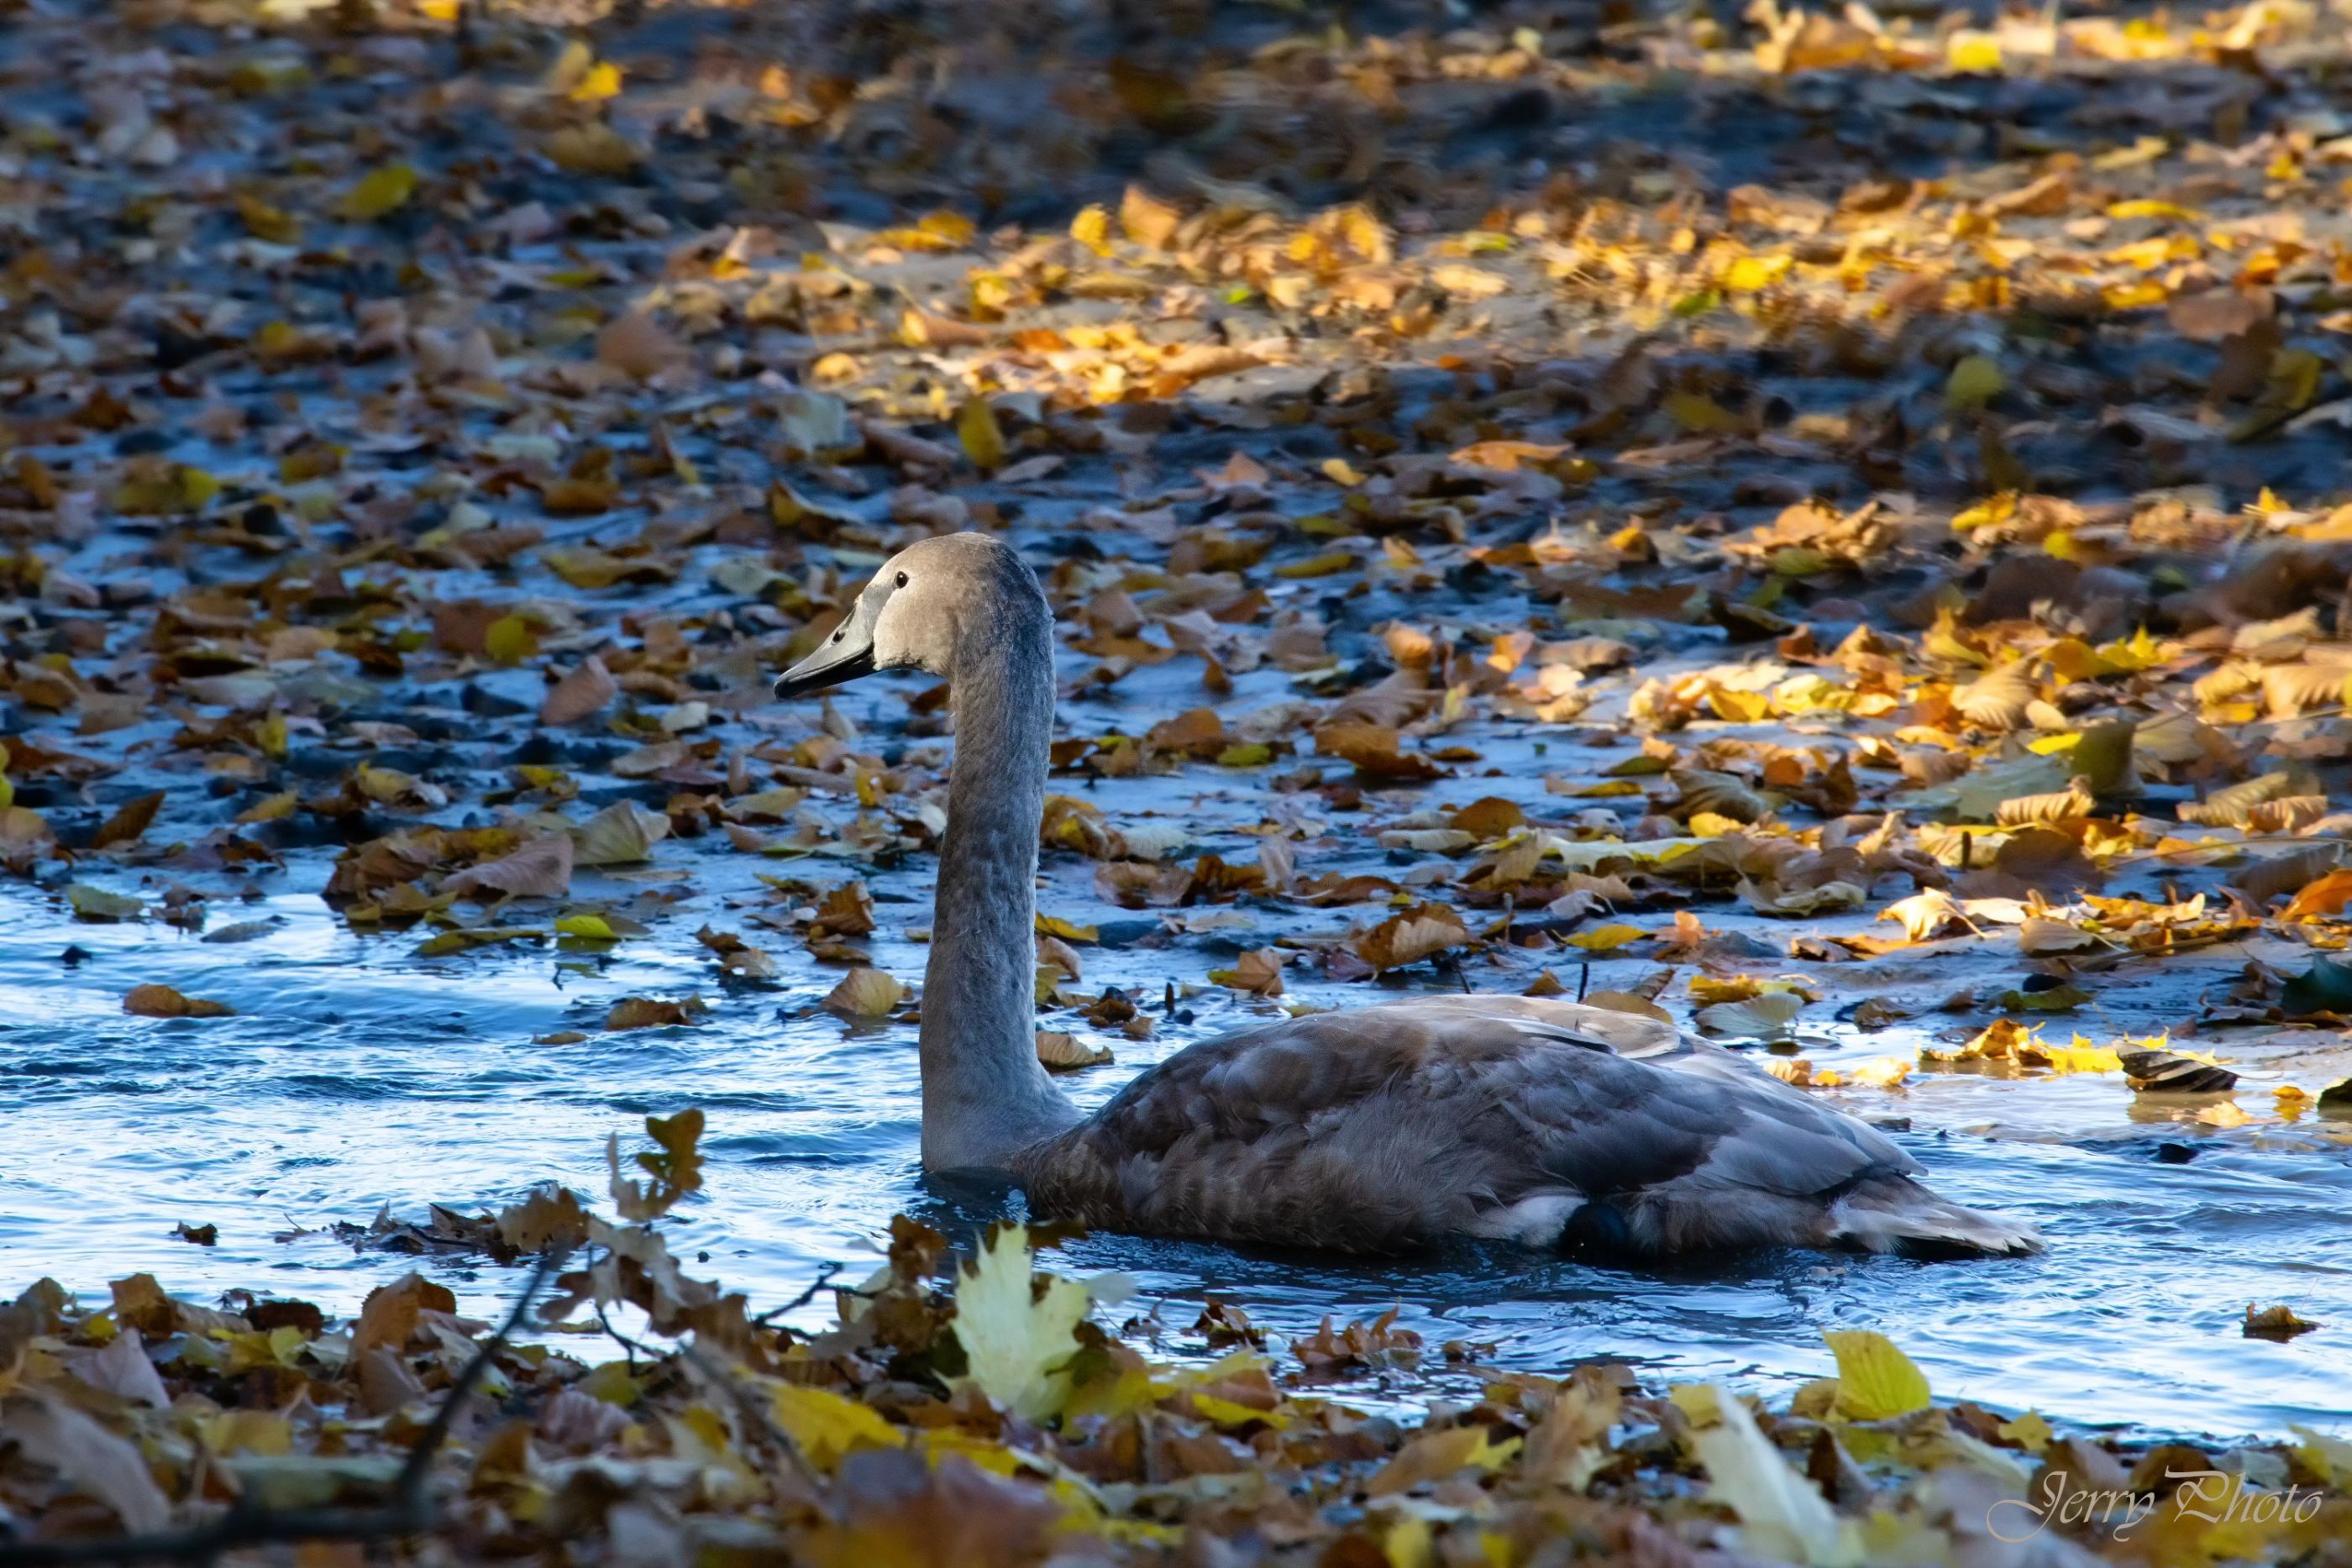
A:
[753,1260,845,1326]
[0,1245,569,1568]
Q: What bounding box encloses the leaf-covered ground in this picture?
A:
[4,1119,2350,1566]
[6,0,2352,1554]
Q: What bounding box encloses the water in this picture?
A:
[6,716,2349,1444]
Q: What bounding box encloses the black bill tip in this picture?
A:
[772,645,877,700]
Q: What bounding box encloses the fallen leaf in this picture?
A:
[824,968,906,1017]
[123,984,234,1019]
[444,835,574,901]
[1824,1330,1931,1420]
[950,1225,1095,1422]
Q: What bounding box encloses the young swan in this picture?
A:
[775,533,2041,1258]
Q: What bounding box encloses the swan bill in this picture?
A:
[773,637,878,697]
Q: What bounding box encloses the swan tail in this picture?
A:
[1827,1176,2041,1258]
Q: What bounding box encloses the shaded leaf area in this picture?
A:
[7,0,2352,1110]
[3,1116,2349,1565]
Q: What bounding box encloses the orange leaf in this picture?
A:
[2281,868,2352,921]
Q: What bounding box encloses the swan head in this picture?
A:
[771,532,1037,699]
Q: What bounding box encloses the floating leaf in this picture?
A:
[605,998,702,1031]
[1036,1030,1112,1070]
[573,801,670,867]
[1696,992,1803,1039]
[66,884,143,921]
[444,835,573,901]
[823,968,906,1017]
[1353,904,1471,972]
[123,984,234,1019]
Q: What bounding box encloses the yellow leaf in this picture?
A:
[484,614,536,666]
[1998,1410,2053,1454]
[956,396,1005,470]
[1069,204,1111,255]
[1946,30,2002,71]
[951,1225,1095,1422]
[338,163,417,222]
[1709,686,1772,722]
[1722,254,1790,293]
[1824,1329,1931,1420]
[1945,354,2004,411]
[769,1383,902,1472]
[544,123,638,174]
[1273,551,1357,579]
[570,60,622,102]
[1566,922,1646,952]
[1664,390,1742,433]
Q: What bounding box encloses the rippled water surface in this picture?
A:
[6,776,2349,1443]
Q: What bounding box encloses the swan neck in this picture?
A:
[919,579,1076,1169]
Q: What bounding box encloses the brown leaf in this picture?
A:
[824,968,906,1017]
[1315,721,1444,781]
[66,1330,171,1409]
[1145,706,1226,757]
[1036,1030,1112,1071]
[1353,904,1471,972]
[91,791,165,849]
[606,997,703,1031]
[540,657,617,725]
[595,310,685,380]
[2168,287,2274,343]
[0,1398,171,1531]
[444,834,574,901]
[1119,183,1183,248]
[2244,1303,2320,1340]
[351,1272,455,1357]
[1209,947,1287,997]
[123,983,234,1018]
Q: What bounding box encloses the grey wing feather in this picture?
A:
[1014,995,1936,1255]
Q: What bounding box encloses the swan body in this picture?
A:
[774,533,2039,1259]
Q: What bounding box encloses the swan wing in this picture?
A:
[1016,995,1932,1254]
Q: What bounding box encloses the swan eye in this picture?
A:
[832,631,843,642]
[895,571,909,588]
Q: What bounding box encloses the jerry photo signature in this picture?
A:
[1987,1467,2325,1543]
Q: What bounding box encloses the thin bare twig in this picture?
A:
[0,1245,569,1568]
[753,1261,844,1327]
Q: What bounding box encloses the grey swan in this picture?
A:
[773,532,2040,1259]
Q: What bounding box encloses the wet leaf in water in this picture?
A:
[573,802,670,867]
[1035,1031,1112,1071]
[605,998,705,1032]
[66,884,143,921]
[123,984,234,1019]
[444,835,573,901]
[824,968,906,1018]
